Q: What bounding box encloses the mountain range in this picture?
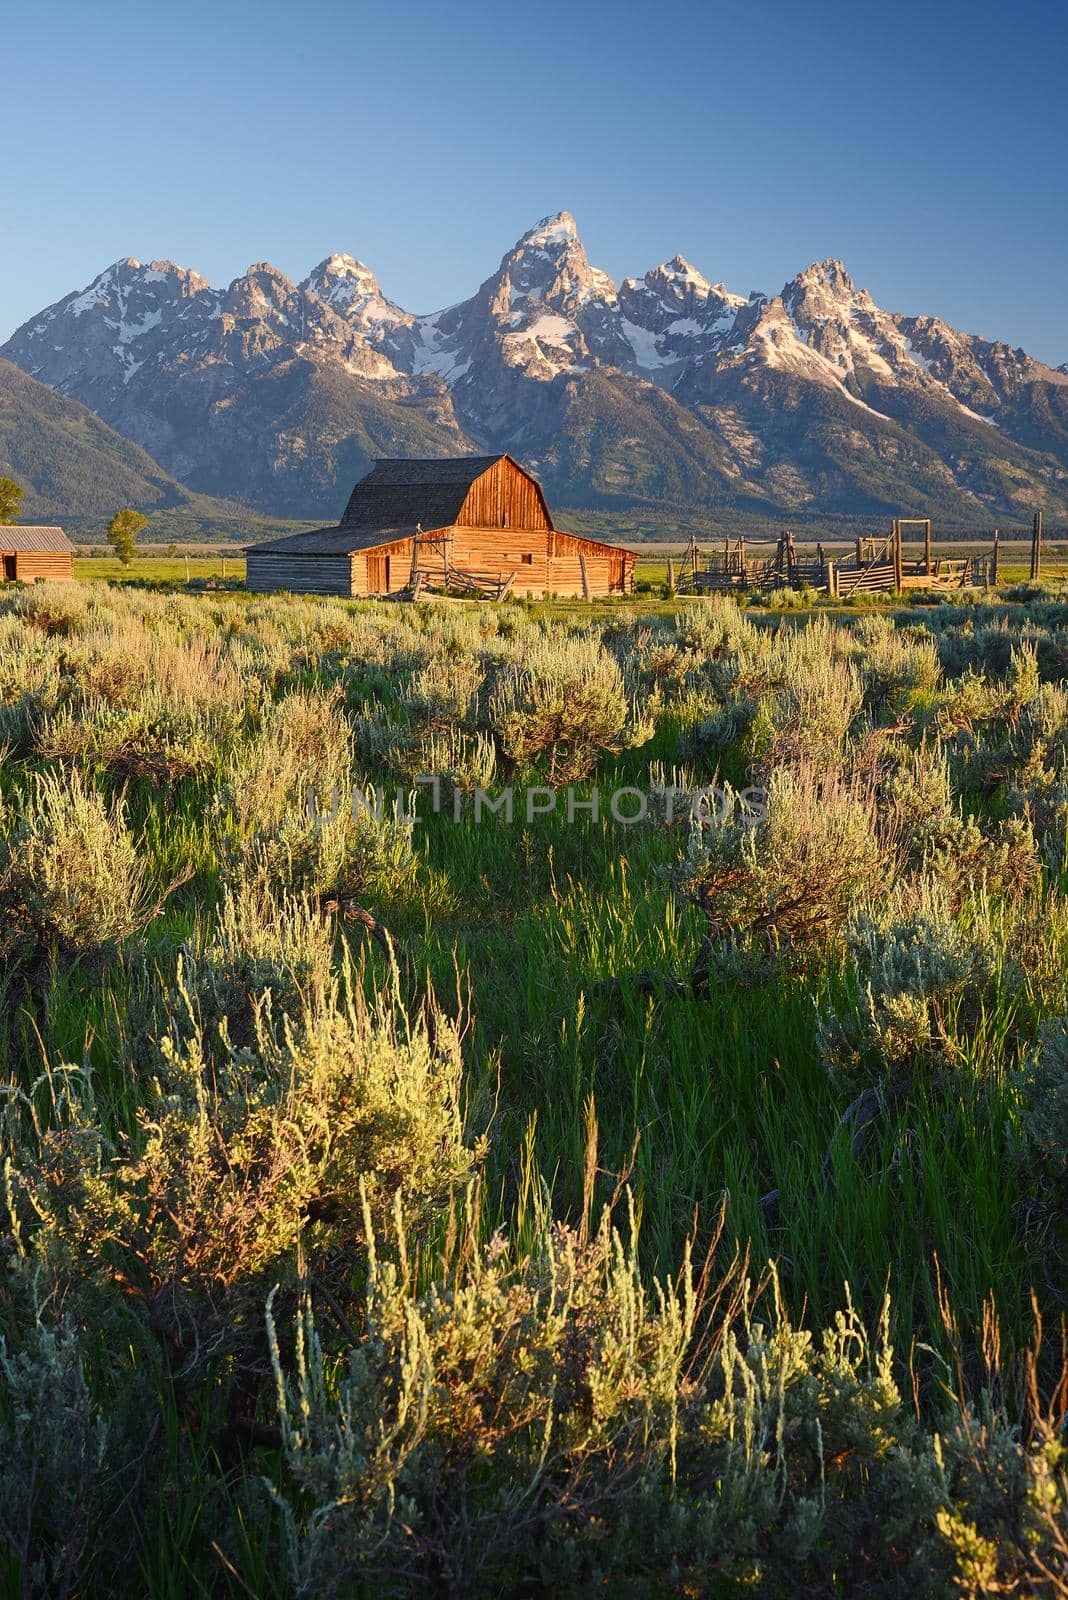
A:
[4,211,1067,527]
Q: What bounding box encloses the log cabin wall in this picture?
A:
[413,526,633,597]
[352,540,415,596]
[246,553,357,596]
[550,534,634,595]
[11,552,74,580]
[248,532,633,599]
[441,525,552,592]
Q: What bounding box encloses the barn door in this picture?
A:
[367,553,390,593]
[610,552,624,592]
[2,556,15,582]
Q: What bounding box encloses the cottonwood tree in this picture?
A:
[0,476,23,524]
[107,508,148,565]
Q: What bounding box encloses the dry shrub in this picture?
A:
[70,643,148,708]
[269,1193,704,1597]
[673,595,759,660]
[10,964,478,1372]
[174,883,337,1049]
[35,697,223,784]
[676,764,888,964]
[0,617,62,751]
[11,610,258,784]
[220,690,414,902]
[819,884,1005,1087]
[267,1201,1068,1598]
[8,582,92,638]
[853,614,942,714]
[749,651,864,775]
[0,1312,107,1599]
[0,770,152,963]
[935,670,1006,739]
[354,658,499,794]
[1017,1022,1068,1192]
[879,742,1042,905]
[401,656,485,732]
[487,634,654,783]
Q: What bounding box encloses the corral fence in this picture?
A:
[671,514,1063,599]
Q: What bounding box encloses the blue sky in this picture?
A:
[3,0,1065,361]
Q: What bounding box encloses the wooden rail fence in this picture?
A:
[673,520,999,599]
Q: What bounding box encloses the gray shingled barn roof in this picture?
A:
[246,523,414,557]
[0,525,75,553]
[245,455,522,556]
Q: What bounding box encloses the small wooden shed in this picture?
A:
[0,525,76,581]
[245,455,635,599]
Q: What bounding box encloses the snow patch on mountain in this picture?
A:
[619,318,672,370]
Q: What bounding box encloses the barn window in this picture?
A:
[521,553,533,564]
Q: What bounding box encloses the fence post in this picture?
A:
[579,552,591,602]
[666,557,675,594]
[991,530,1000,586]
[893,519,903,591]
[826,559,838,599]
[1031,511,1043,581]
[924,518,932,576]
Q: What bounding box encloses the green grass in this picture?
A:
[72,553,247,583]
[3,576,1068,1593]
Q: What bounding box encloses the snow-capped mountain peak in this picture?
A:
[794,257,859,292]
[491,210,618,315]
[616,256,746,376]
[318,251,373,280]
[300,253,410,338]
[517,210,581,249]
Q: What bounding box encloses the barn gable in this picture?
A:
[337,454,552,539]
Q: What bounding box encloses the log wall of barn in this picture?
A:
[246,553,357,596]
[246,525,633,601]
[433,526,551,592]
[11,553,75,580]
[352,541,413,596]
[414,527,634,596]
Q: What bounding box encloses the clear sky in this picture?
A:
[2,0,1065,362]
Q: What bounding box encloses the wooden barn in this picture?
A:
[245,455,635,600]
[0,525,75,581]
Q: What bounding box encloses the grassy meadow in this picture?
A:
[2,574,1068,1594]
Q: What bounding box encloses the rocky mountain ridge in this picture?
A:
[4,212,1067,521]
